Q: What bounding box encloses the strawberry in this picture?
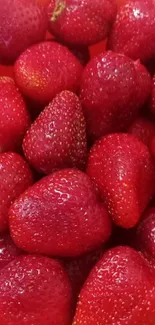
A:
[0,233,21,270]
[0,152,33,232]
[14,41,83,105]
[0,255,72,325]
[80,51,150,142]
[108,0,155,62]
[23,91,87,174]
[47,0,117,46]
[128,115,155,149]
[87,133,155,228]
[9,169,112,257]
[0,77,30,153]
[151,74,155,115]
[73,246,155,325]
[0,0,47,63]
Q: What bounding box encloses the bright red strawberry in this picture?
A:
[47,0,117,46]
[0,0,47,63]
[0,234,21,270]
[0,77,30,153]
[0,255,72,325]
[108,0,155,62]
[23,91,87,174]
[9,169,112,257]
[0,152,33,232]
[80,51,150,142]
[87,133,155,228]
[73,246,155,325]
[128,115,155,149]
[14,41,83,105]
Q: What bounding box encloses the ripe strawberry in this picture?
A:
[80,51,150,142]
[87,133,155,228]
[0,152,33,232]
[0,0,47,63]
[151,74,155,115]
[128,115,155,149]
[0,77,30,153]
[9,169,112,257]
[73,246,155,325]
[14,41,83,104]
[0,234,21,270]
[23,91,87,174]
[108,0,155,62]
[47,0,117,46]
[0,255,72,325]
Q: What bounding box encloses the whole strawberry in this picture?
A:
[128,115,155,149]
[87,133,155,228]
[0,0,47,63]
[73,246,155,325]
[9,169,112,257]
[14,41,83,104]
[0,255,72,325]
[23,91,87,174]
[0,77,30,153]
[0,234,21,270]
[0,152,33,232]
[48,0,117,46]
[80,51,150,142]
[108,0,155,62]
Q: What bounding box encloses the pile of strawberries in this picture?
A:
[1,0,155,324]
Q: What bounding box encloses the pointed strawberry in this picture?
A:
[23,91,87,174]
[87,133,155,228]
[9,169,112,257]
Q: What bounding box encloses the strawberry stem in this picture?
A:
[51,1,66,21]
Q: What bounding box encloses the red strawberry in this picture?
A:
[108,0,155,62]
[150,135,155,157]
[47,0,117,46]
[0,0,47,63]
[87,133,155,228]
[9,169,112,257]
[0,255,72,325]
[14,41,83,105]
[0,152,33,232]
[0,77,30,153]
[128,115,155,149]
[23,91,87,174]
[136,207,155,263]
[0,233,21,270]
[80,51,150,142]
[151,74,155,115]
[73,246,155,325]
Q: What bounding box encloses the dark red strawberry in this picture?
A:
[0,152,33,232]
[128,115,155,149]
[108,0,155,62]
[87,133,155,228]
[0,233,21,270]
[0,77,30,153]
[9,169,112,257]
[14,41,83,105]
[80,51,150,142]
[0,255,72,325]
[48,0,117,46]
[0,0,47,63]
[73,246,155,325]
[23,91,87,174]
[69,46,90,66]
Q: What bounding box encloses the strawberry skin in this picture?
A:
[0,152,33,232]
[23,91,87,174]
[14,41,83,104]
[80,51,149,142]
[128,116,155,149]
[151,74,155,115]
[73,246,155,325]
[48,0,117,46]
[9,169,112,257]
[0,0,47,63]
[87,133,155,228]
[108,0,155,62]
[0,234,21,270]
[0,77,30,153]
[0,255,72,325]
